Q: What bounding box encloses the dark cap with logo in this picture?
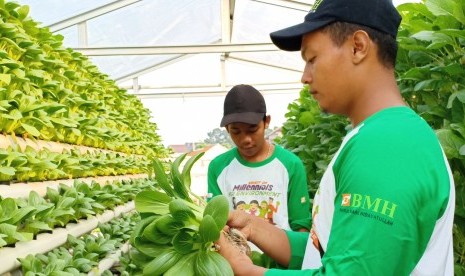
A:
[270,0,402,51]
[220,84,266,127]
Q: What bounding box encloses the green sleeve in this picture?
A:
[286,230,308,269]
[286,156,311,231]
[266,269,318,276]
[207,158,223,200]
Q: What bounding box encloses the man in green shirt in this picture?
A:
[215,0,455,275]
[208,84,311,232]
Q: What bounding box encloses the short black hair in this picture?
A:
[321,21,398,68]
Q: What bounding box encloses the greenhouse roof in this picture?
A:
[16,0,416,145]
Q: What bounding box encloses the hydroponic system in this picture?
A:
[0,1,167,274]
[0,0,464,275]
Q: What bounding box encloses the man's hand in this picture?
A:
[216,230,266,276]
[222,209,292,269]
[227,210,256,241]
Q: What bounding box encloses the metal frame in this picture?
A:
[73,43,279,56]
[48,0,142,32]
[46,0,312,97]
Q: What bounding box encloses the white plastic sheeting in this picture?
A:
[16,0,417,145]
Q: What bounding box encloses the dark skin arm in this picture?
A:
[216,210,292,276]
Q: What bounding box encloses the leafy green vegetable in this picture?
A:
[135,190,172,215]
[143,248,182,275]
[131,153,233,275]
[195,251,234,276]
[203,194,229,230]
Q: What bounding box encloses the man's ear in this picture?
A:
[264,115,271,128]
[351,30,371,64]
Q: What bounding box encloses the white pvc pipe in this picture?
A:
[0,174,148,199]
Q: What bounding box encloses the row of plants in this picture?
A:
[0,1,168,157]
[278,0,465,273]
[0,143,150,183]
[0,178,151,248]
[13,153,236,275]
[0,0,170,274]
[19,212,140,275]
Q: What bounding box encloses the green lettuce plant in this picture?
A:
[0,197,34,246]
[131,153,234,275]
[14,191,54,237]
[19,214,140,275]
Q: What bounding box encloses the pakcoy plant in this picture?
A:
[0,178,150,249]
[0,142,149,184]
[131,153,236,275]
[15,191,54,238]
[0,196,34,246]
[98,212,139,246]
[19,214,138,275]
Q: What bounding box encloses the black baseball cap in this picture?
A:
[220,84,266,127]
[270,0,402,51]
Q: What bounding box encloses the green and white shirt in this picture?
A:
[208,144,311,231]
[267,107,455,275]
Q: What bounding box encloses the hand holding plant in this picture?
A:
[131,153,252,275]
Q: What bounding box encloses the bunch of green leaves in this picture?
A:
[15,191,54,237]
[66,233,118,264]
[0,144,28,182]
[70,178,151,214]
[42,179,150,228]
[0,178,151,249]
[115,249,141,276]
[131,153,233,275]
[277,86,349,198]
[15,145,67,182]
[44,186,78,228]
[0,196,34,246]
[55,184,98,220]
[19,247,82,276]
[19,214,137,275]
[395,0,465,272]
[0,141,149,184]
[97,212,140,246]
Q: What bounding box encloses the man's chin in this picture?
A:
[239,149,256,157]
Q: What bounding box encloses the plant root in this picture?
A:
[221,228,252,257]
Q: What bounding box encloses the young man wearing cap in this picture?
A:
[215,0,455,275]
[207,84,311,234]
